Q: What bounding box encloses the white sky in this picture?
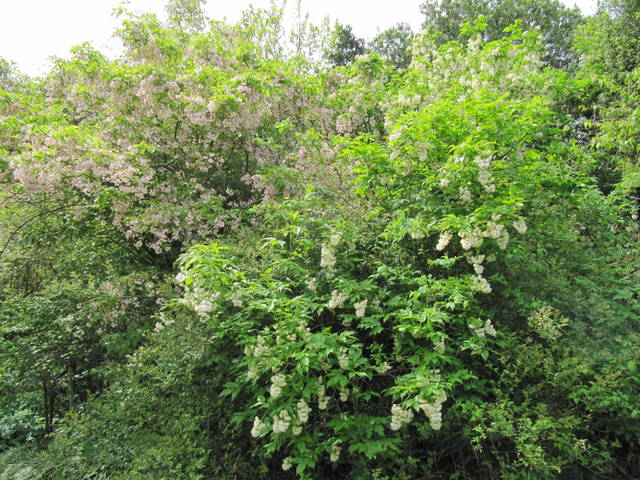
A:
[1,0,597,77]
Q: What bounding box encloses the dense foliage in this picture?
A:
[420,0,583,69]
[0,1,639,479]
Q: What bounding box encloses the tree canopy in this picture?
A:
[420,0,584,69]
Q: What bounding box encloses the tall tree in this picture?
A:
[166,0,208,31]
[325,22,366,67]
[420,0,583,69]
[369,22,415,70]
[576,0,640,75]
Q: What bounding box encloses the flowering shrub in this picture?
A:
[167,23,639,479]
[3,12,338,259]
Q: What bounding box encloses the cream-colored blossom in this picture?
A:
[320,243,337,275]
[306,278,317,292]
[436,231,452,251]
[339,388,349,402]
[459,186,472,203]
[419,393,446,430]
[354,299,368,318]
[459,229,483,250]
[472,275,492,294]
[251,416,266,438]
[513,218,528,234]
[485,221,505,239]
[270,373,286,398]
[318,383,329,410]
[377,362,392,374]
[497,231,510,250]
[328,290,348,310]
[247,365,259,380]
[469,319,496,337]
[272,409,291,433]
[253,335,269,357]
[297,399,311,424]
[474,156,491,169]
[193,299,214,316]
[484,319,497,337]
[338,349,350,369]
[390,404,414,430]
[329,442,342,462]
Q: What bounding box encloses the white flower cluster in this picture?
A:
[336,115,352,134]
[436,231,452,251]
[329,442,342,462]
[459,186,473,203]
[389,128,404,142]
[297,323,311,341]
[182,287,220,317]
[328,290,348,310]
[247,364,259,380]
[231,293,243,308]
[397,93,422,107]
[339,387,349,402]
[297,399,311,424]
[354,299,367,318]
[306,277,317,292]
[193,299,215,316]
[272,409,292,433]
[472,275,492,294]
[513,218,528,234]
[320,230,340,277]
[469,319,497,338]
[485,220,504,238]
[318,381,329,410]
[485,215,510,250]
[270,373,286,398]
[377,362,392,374]
[459,229,484,250]
[251,416,266,438]
[467,254,486,275]
[419,394,446,430]
[411,230,425,240]
[153,312,175,332]
[445,214,517,258]
[474,156,495,193]
[390,404,414,430]
[439,177,450,188]
[252,335,269,357]
[338,349,350,369]
[282,457,293,471]
[320,242,337,277]
[276,333,297,345]
[496,232,509,250]
[435,337,445,354]
[479,171,496,193]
